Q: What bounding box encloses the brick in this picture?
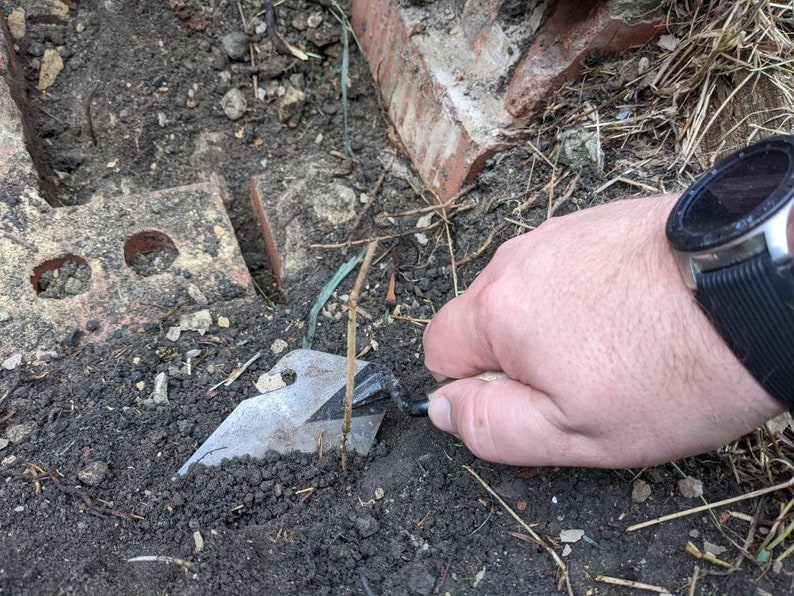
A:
[461,0,502,56]
[250,170,360,298]
[352,0,515,201]
[0,176,253,361]
[504,0,665,121]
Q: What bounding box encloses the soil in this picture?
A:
[2,1,793,594]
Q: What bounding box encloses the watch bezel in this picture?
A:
[666,135,794,252]
[666,136,794,289]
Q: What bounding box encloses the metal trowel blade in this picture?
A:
[175,349,389,477]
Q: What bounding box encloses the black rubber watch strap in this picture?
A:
[696,252,794,409]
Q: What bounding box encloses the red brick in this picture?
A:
[505,0,665,121]
[352,0,513,201]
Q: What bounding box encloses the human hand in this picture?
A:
[422,196,784,468]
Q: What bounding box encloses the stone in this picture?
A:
[7,8,27,40]
[37,48,63,90]
[678,476,704,499]
[5,421,37,443]
[179,309,212,335]
[631,479,652,503]
[277,84,306,127]
[78,461,109,486]
[220,32,249,60]
[2,353,22,370]
[221,88,247,120]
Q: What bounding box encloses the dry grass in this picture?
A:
[535,0,794,177]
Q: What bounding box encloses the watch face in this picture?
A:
[667,136,794,251]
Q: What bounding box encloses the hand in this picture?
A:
[422,196,784,468]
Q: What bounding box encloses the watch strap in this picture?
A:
[696,252,794,409]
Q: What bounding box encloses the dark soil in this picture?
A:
[2,1,793,594]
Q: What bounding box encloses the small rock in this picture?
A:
[217,316,230,328]
[638,56,650,76]
[2,353,22,370]
[188,284,208,305]
[0,310,9,322]
[7,8,27,40]
[277,84,306,127]
[221,31,249,60]
[557,128,603,174]
[703,541,727,556]
[2,455,18,466]
[193,530,205,552]
[255,373,287,394]
[4,421,37,443]
[25,0,70,24]
[307,13,323,28]
[166,326,182,342]
[562,544,572,557]
[151,372,169,405]
[180,309,212,335]
[0,438,9,451]
[356,515,379,538]
[374,487,385,500]
[559,529,585,543]
[221,88,247,120]
[38,48,64,90]
[678,475,704,499]
[657,33,679,52]
[631,479,652,503]
[270,339,288,355]
[766,411,792,435]
[78,461,109,486]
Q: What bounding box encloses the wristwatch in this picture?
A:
[666,135,794,410]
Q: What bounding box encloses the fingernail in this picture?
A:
[427,393,455,435]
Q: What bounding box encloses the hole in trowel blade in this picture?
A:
[280,369,296,385]
[31,254,92,298]
[124,230,179,277]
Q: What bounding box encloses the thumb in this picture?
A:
[427,378,588,467]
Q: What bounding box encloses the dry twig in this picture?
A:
[341,241,378,470]
[464,465,573,596]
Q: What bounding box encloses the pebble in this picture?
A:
[255,372,287,394]
[277,84,306,126]
[7,8,26,40]
[220,31,249,60]
[559,529,585,543]
[166,326,181,342]
[678,475,704,499]
[179,309,212,335]
[631,479,652,503]
[270,339,288,355]
[38,48,64,90]
[151,372,169,405]
[78,461,109,486]
[2,353,22,370]
[2,455,18,466]
[0,438,8,451]
[4,421,37,443]
[221,88,247,120]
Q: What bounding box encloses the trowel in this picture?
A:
[175,349,429,477]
